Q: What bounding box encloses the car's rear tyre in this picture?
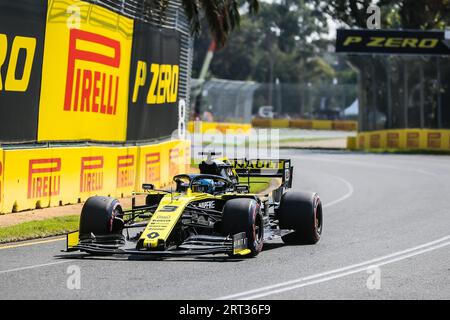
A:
[79,196,124,238]
[221,198,264,257]
[279,191,322,245]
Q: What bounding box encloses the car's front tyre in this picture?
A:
[79,196,124,242]
[221,198,264,257]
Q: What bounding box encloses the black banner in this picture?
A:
[0,0,46,142]
[336,29,450,55]
[127,22,181,141]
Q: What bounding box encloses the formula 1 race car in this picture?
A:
[65,152,323,257]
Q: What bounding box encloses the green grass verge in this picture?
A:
[0,215,79,244]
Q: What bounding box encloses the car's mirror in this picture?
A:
[236,184,249,193]
[142,183,154,190]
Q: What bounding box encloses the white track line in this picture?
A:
[0,260,70,275]
[322,174,354,208]
[0,237,65,250]
[213,154,446,299]
[238,241,450,300]
[216,235,450,300]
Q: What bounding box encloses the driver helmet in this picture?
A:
[192,178,215,194]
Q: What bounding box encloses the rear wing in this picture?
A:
[228,158,293,189]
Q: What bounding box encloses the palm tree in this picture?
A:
[145,0,260,46]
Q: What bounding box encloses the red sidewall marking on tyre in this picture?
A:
[109,202,121,232]
[252,203,263,252]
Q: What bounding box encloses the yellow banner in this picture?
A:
[38,0,133,142]
[0,140,190,214]
[114,146,139,197]
[188,121,252,134]
[354,129,450,151]
[138,143,163,189]
[0,148,3,212]
[252,118,357,131]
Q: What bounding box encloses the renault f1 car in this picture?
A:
[65,153,323,257]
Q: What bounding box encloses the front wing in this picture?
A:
[65,232,251,257]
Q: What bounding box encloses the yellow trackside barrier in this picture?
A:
[289,119,314,129]
[385,130,404,149]
[3,147,59,212]
[311,120,333,130]
[215,123,252,134]
[357,132,366,149]
[158,139,192,188]
[188,121,252,134]
[74,147,118,202]
[0,148,3,213]
[137,143,163,190]
[0,140,191,214]
[183,139,191,173]
[251,118,272,128]
[168,140,182,186]
[172,139,192,175]
[332,121,358,131]
[346,137,357,150]
[368,131,386,149]
[112,146,139,198]
[159,141,172,187]
[270,119,290,128]
[251,118,290,128]
[353,129,450,152]
[252,118,357,131]
[137,139,191,191]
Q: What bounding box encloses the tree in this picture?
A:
[145,0,260,46]
[191,1,356,118]
[325,0,450,130]
[323,0,450,29]
[193,0,336,84]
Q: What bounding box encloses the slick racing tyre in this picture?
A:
[279,191,322,245]
[79,196,124,239]
[221,198,264,257]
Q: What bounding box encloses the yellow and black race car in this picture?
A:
[65,152,323,257]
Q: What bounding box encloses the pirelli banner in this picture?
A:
[336,29,450,55]
[0,139,191,213]
[0,0,182,143]
[38,0,134,142]
[0,0,47,142]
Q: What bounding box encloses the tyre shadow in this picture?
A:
[261,242,285,252]
[55,242,297,262]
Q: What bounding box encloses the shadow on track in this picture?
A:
[55,241,312,262]
[54,253,245,263]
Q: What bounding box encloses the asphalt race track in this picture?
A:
[1,150,449,299]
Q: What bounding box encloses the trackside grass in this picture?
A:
[0,215,79,243]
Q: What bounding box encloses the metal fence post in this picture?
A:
[403,59,409,128]
[420,62,425,128]
[437,56,442,128]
